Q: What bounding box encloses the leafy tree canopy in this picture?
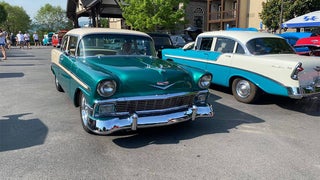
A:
[260,0,320,31]
[0,4,7,24]
[34,4,72,32]
[287,0,320,19]
[120,0,189,32]
[0,2,30,33]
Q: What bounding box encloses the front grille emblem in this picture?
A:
[150,81,184,90]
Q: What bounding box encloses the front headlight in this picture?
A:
[198,74,212,89]
[97,80,117,97]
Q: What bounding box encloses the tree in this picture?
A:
[119,0,189,32]
[33,4,71,32]
[260,0,284,32]
[0,4,7,24]
[0,2,30,33]
[287,0,320,19]
[260,0,320,32]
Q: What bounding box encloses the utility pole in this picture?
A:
[279,0,284,34]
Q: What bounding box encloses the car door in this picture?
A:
[59,35,78,94]
[207,37,237,86]
[185,37,215,70]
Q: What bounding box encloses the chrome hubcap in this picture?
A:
[81,95,89,126]
[236,80,251,98]
[55,77,59,87]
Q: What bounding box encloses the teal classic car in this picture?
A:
[51,28,214,135]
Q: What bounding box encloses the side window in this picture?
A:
[214,37,235,53]
[61,36,69,52]
[199,37,213,51]
[77,39,84,56]
[68,36,78,56]
[235,43,245,54]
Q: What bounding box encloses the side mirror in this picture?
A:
[64,50,70,56]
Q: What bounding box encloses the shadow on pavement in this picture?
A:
[273,95,320,116]
[212,84,320,116]
[112,93,265,148]
[0,113,48,152]
[0,72,24,78]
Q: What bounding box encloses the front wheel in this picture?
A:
[54,76,64,92]
[231,78,261,104]
[79,92,95,134]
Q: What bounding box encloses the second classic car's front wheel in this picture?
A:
[79,92,94,134]
[231,78,261,104]
[55,76,64,92]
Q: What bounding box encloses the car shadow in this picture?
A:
[212,84,320,116]
[0,113,48,152]
[271,95,320,116]
[112,93,265,148]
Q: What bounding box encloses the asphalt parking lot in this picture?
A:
[0,46,320,180]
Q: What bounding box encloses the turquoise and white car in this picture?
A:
[162,31,320,103]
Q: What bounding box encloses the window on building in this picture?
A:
[193,8,204,30]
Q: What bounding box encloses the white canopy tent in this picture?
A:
[282,11,320,28]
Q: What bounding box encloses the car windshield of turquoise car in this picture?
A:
[78,34,157,57]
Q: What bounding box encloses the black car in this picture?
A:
[147,33,175,58]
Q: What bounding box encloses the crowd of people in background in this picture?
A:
[0,28,45,61]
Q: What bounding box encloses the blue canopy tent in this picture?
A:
[282,11,320,28]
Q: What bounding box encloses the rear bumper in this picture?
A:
[287,84,320,99]
[87,104,214,135]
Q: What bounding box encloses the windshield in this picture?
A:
[77,34,157,57]
[246,38,295,55]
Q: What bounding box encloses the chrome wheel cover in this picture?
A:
[236,80,251,98]
[80,95,89,126]
[55,77,59,87]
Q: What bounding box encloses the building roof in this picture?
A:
[67,0,123,21]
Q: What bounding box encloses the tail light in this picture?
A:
[291,62,304,80]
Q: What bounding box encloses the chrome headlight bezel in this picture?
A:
[97,80,117,97]
[198,74,212,89]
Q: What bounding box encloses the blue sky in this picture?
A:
[1,0,68,19]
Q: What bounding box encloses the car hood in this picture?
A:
[85,56,197,96]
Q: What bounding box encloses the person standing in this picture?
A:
[0,28,7,60]
[16,31,24,49]
[6,32,12,49]
[33,31,39,47]
[10,32,16,46]
[24,31,31,49]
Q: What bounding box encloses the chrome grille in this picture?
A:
[115,94,195,113]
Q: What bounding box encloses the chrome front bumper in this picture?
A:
[87,104,214,135]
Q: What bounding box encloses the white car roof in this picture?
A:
[198,31,283,43]
[66,28,150,38]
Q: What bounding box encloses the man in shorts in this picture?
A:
[33,31,39,47]
[16,31,24,49]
